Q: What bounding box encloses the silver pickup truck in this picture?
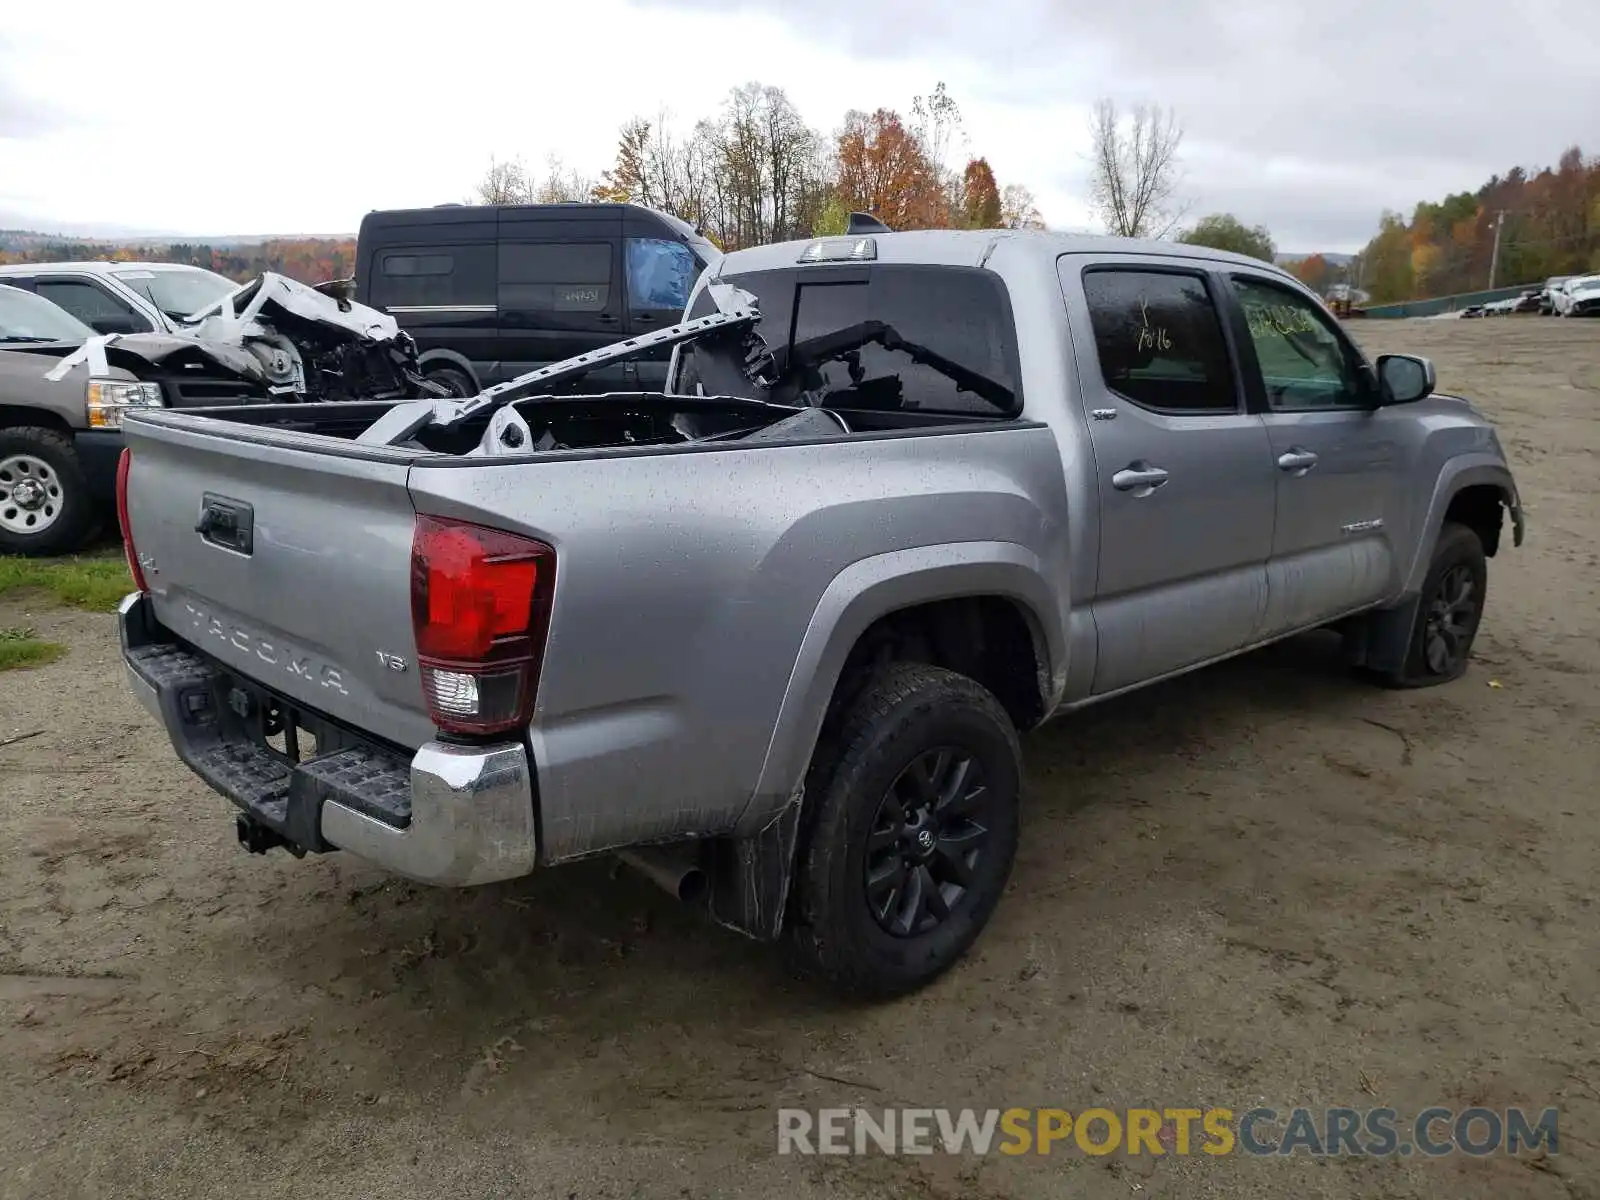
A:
[115,228,1524,998]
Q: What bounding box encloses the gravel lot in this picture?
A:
[2,316,1597,1200]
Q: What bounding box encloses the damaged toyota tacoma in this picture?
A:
[114,225,1524,998]
[2,273,439,552]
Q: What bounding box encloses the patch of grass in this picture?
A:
[0,626,66,671]
[0,551,131,612]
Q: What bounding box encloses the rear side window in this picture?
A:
[1082,269,1237,413]
[35,279,149,330]
[499,242,612,313]
[369,244,494,309]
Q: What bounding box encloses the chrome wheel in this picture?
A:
[864,747,994,937]
[0,453,64,535]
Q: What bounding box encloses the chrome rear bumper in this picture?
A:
[119,591,538,886]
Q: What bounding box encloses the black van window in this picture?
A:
[498,242,612,313]
[625,238,696,312]
[370,245,494,309]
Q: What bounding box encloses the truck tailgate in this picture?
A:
[121,416,434,750]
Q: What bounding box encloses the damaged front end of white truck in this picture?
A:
[41,272,446,408]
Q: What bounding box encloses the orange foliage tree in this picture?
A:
[960,158,1003,229]
[1355,144,1600,300]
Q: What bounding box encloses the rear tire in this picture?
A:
[0,426,97,556]
[786,662,1021,1000]
[1375,521,1487,688]
[425,366,477,398]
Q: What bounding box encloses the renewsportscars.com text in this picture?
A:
[776,1106,1559,1158]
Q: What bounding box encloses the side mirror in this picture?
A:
[1376,353,1435,405]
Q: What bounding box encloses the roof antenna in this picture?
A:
[846,212,892,235]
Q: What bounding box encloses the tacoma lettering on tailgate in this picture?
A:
[182,601,349,695]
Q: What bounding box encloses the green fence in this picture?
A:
[1361,283,1540,319]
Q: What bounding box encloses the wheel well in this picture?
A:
[1445,484,1506,557]
[829,596,1046,733]
[0,406,72,436]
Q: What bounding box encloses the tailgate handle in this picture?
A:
[196,493,254,555]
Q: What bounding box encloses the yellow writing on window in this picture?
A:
[1245,302,1319,339]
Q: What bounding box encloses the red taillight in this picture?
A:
[410,515,555,738]
[116,448,148,592]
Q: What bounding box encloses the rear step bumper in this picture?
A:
[118,592,538,886]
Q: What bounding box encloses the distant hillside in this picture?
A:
[1276,251,1355,267]
[0,234,356,285]
[1353,145,1599,303]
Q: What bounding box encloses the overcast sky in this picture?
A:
[3,0,1597,252]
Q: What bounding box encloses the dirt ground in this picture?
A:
[2,316,1597,1200]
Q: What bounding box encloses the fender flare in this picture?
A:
[737,540,1067,837]
[1399,454,1524,596]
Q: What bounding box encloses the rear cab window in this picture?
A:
[681,265,1023,419]
[1080,267,1237,413]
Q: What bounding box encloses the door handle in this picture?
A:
[597,313,620,325]
[1277,447,1320,475]
[1111,462,1170,493]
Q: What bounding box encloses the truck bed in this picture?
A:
[119,391,1068,862]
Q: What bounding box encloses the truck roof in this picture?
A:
[713,228,1297,278]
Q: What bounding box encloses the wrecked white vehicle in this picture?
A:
[37,272,445,408]
[0,274,442,553]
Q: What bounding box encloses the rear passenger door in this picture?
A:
[1221,272,1405,631]
[496,210,628,392]
[1060,259,1277,695]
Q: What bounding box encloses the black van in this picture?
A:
[353,203,722,396]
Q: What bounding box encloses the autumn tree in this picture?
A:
[960,158,1002,228]
[1000,184,1045,230]
[554,82,1044,247]
[474,155,535,205]
[1178,213,1276,262]
[1362,211,1415,303]
[1088,99,1187,238]
[909,82,965,228]
[592,118,654,205]
[1292,253,1332,293]
[833,108,941,230]
[1352,145,1600,300]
